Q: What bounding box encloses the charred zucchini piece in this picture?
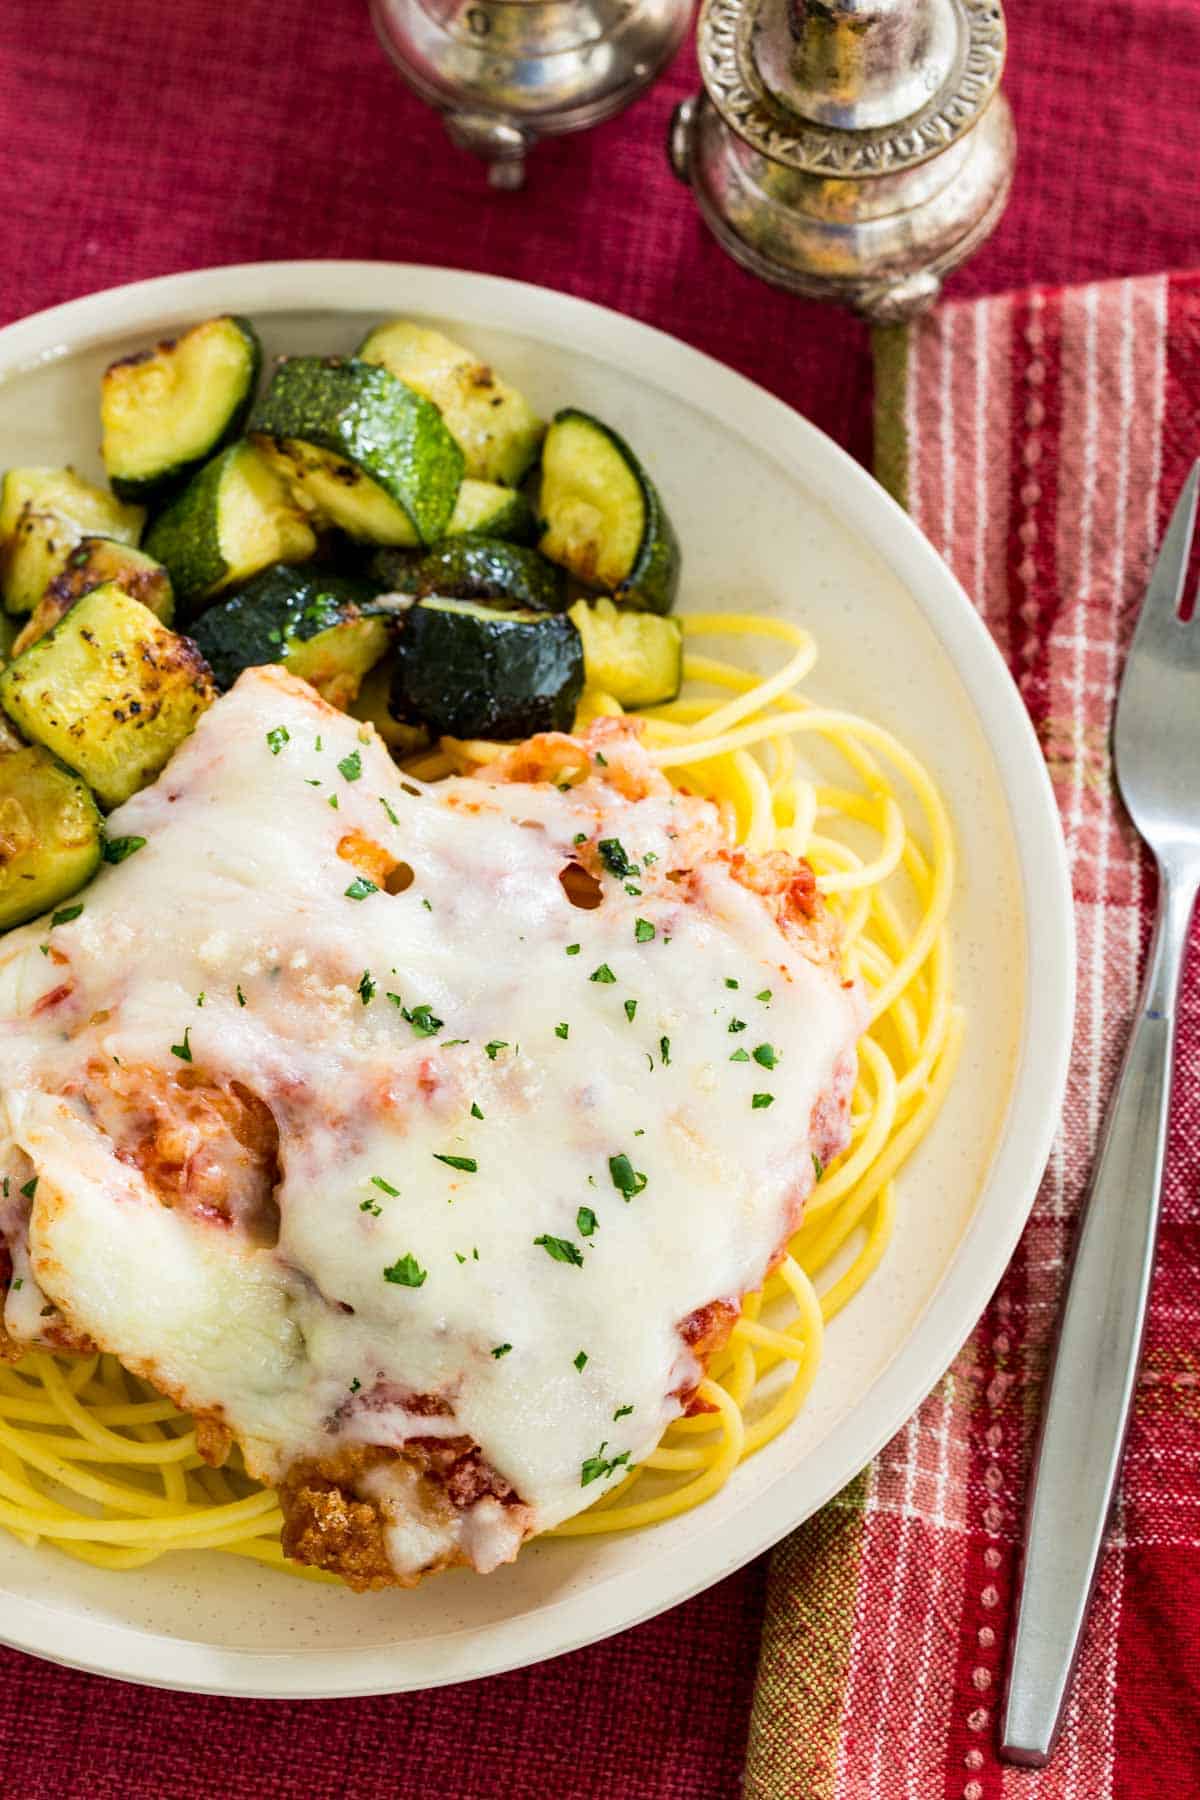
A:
[538,410,679,614]
[250,356,463,546]
[189,564,389,708]
[144,441,316,615]
[101,315,262,504]
[371,535,566,612]
[392,598,583,740]
[0,746,102,930]
[446,479,537,544]
[13,539,173,656]
[0,584,216,809]
[358,321,544,487]
[0,469,145,615]
[349,658,430,756]
[568,598,683,707]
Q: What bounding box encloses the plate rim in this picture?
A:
[0,260,1075,1697]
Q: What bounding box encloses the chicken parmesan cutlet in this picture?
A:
[0,666,860,1588]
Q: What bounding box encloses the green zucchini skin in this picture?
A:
[0,745,103,930]
[539,408,680,615]
[13,538,173,656]
[250,357,464,546]
[371,536,567,612]
[392,598,584,740]
[144,441,316,615]
[189,564,389,706]
[102,316,263,504]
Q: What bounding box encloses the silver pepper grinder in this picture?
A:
[669,0,1016,321]
[371,0,694,189]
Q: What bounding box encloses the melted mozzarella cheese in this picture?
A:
[0,667,859,1559]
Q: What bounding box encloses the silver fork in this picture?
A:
[1000,462,1200,1765]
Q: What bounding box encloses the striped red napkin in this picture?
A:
[744,270,1200,1799]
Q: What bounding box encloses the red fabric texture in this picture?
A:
[0,2,1198,1795]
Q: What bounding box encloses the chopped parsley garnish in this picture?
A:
[753,1044,780,1069]
[170,1027,193,1062]
[196,992,205,1007]
[434,1153,478,1173]
[305,778,321,788]
[595,751,608,767]
[19,1176,38,1201]
[442,1038,468,1047]
[383,1253,427,1288]
[360,1198,381,1216]
[576,1205,597,1237]
[337,749,362,782]
[573,832,587,846]
[421,897,432,912]
[659,1036,671,1065]
[624,883,642,897]
[534,1234,584,1267]
[730,1049,750,1063]
[470,1101,484,1119]
[725,978,739,989]
[405,1003,443,1037]
[344,876,377,900]
[756,989,773,1003]
[574,1350,588,1371]
[266,725,290,755]
[589,964,616,984]
[236,985,247,1007]
[623,998,637,1023]
[454,1252,466,1264]
[643,851,658,865]
[11,1278,21,1291]
[812,1154,825,1182]
[728,1017,747,1033]
[581,1441,630,1486]
[380,796,400,825]
[597,838,636,879]
[614,1404,634,1421]
[358,970,376,1005]
[327,793,339,810]
[371,1176,400,1197]
[555,1021,570,1040]
[491,1343,512,1359]
[752,1093,775,1109]
[484,1039,508,1059]
[50,904,83,927]
[634,919,655,943]
[315,735,323,751]
[565,943,581,956]
[350,1377,361,1393]
[102,834,146,864]
[609,1154,647,1200]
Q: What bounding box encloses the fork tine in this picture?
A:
[1131,460,1199,653]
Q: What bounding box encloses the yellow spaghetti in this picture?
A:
[0,612,961,1574]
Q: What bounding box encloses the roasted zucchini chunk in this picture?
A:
[189,564,389,708]
[13,539,173,656]
[0,745,102,930]
[568,598,683,707]
[391,598,583,741]
[538,410,680,614]
[250,356,463,547]
[0,583,216,809]
[358,320,544,487]
[144,440,316,615]
[446,479,537,544]
[0,468,145,615]
[371,535,567,612]
[349,658,430,757]
[101,315,263,504]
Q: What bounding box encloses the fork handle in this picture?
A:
[1000,862,1197,1766]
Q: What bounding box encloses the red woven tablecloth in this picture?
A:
[1,4,1199,1796]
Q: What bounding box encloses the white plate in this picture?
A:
[0,262,1073,1697]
